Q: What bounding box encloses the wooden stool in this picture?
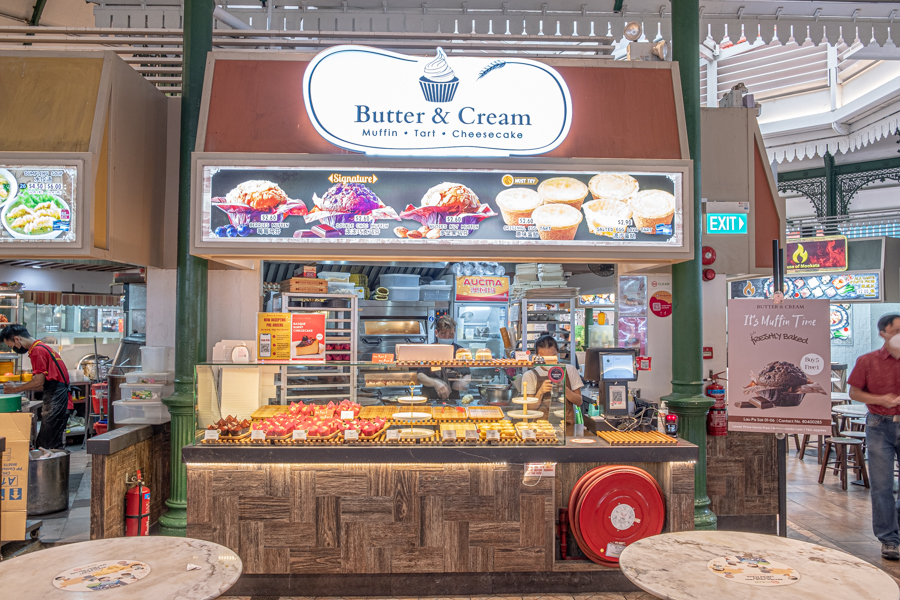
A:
[819,437,869,490]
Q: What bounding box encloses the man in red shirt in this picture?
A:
[0,324,72,450]
[848,313,900,560]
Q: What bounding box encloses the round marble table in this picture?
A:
[0,536,242,600]
[619,531,898,600]
[831,391,852,404]
[833,403,868,417]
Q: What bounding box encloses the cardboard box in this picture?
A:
[0,510,26,541]
[0,413,32,511]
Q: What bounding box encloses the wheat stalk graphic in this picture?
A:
[477,60,506,79]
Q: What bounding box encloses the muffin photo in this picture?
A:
[419,47,459,103]
[531,204,583,241]
[537,177,589,211]
[582,199,633,237]
[743,361,827,407]
[588,173,639,202]
[495,188,542,226]
[629,189,675,232]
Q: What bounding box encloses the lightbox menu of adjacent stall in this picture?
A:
[0,166,76,243]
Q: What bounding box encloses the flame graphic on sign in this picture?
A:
[743,281,756,296]
[793,244,808,264]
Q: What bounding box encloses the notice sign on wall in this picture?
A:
[258,313,327,362]
[726,299,832,435]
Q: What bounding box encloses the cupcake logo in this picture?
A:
[419,48,459,103]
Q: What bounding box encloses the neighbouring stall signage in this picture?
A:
[786,235,847,271]
[257,313,326,362]
[455,276,509,302]
[304,46,571,156]
[201,166,684,248]
[830,303,852,344]
[0,165,76,243]
[730,271,881,302]
[726,299,832,435]
[705,213,747,234]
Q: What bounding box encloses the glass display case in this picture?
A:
[194,361,569,446]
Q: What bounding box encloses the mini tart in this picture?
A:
[495,188,542,226]
[588,173,639,202]
[537,177,589,211]
[531,204,584,241]
[629,189,675,232]
[582,199,633,237]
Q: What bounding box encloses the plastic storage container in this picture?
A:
[113,400,171,425]
[386,286,420,301]
[318,271,351,282]
[328,281,356,294]
[380,274,420,288]
[119,382,174,402]
[141,346,168,373]
[420,284,452,301]
[125,371,174,384]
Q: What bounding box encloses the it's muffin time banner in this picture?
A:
[726,299,832,435]
[199,165,683,248]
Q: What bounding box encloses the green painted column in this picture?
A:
[662,0,717,531]
[159,0,213,537]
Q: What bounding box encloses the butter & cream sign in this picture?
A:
[303,46,572,157]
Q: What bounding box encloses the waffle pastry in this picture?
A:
[515,419,556,439]
[477,420,517,440]
[598,430,677,445]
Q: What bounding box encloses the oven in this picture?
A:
[357,300,448,361]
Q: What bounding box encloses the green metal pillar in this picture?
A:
[159,0,213,537]
[823,151,838,222]
[662,0,717,531]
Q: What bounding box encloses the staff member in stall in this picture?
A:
[1,324,73,449]
[417,316,471,401]
[518,334,585,435]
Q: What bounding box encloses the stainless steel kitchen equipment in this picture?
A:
[357,300,448,361]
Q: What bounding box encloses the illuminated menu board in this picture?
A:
[0,166,76,243]
[199,165,685,249]
[730,271,881,302]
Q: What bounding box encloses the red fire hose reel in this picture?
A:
[563,466,665,565]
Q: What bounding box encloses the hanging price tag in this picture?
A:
[203,430,219,441]
[340,410,355,420]
[442,429,457,441]
[386,429,400,440]
[372,353,395,364]
[250,429,266,441]
[464,429,478,440]
[521,428,536,440]
[292,429,307,441]
[344,429,359,441]
[486,429,500,441]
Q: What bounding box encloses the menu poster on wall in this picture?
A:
[257,313,326,362]
[730,272,881,302]
[200,166,683,248]
[830,303,852,345]
[726,299,832,435]
[455,276,509,302]
[0,166,76,242]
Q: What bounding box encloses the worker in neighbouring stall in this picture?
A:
[1,324,73,450]
[417,316,471,402]
[517,334,586,435]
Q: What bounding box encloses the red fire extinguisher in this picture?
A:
[125,470,150,536]
[705,370,727,436]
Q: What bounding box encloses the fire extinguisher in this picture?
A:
[125,470,150,536]
[705,370,728,436]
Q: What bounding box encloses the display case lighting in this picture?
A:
[186,462,509,468]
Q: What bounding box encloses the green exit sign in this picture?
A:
[706,213,747,234]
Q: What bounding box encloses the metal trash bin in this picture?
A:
[27,449,70,515]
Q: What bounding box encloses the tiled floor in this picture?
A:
[32,443,91,545]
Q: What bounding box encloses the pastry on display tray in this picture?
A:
[395,359,533,367]
[598,430,677,445]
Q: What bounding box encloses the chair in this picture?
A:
[818,436,869,490]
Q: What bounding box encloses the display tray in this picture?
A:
[598,431,678,445]
[466,406,505,421]
[396,360,534,368]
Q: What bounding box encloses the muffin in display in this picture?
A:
[537,177,589,211]
[629,189,675,232]
[582,199,633,237]
[419,47,459,103]
[495,188,542,226]
[531,204,583,240]
[588,173,639,202]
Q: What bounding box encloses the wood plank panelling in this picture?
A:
[707,431,778,519]
[186,461,694,575]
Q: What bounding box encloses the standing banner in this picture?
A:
[727,299,832,435]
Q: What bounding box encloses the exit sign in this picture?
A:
[706,213,747,234]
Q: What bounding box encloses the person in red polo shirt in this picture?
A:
[848,313,900,560]
[0,324,72,450]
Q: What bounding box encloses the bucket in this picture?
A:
[93,420,108,436]
[91,383,109,414]
[141,347,167,373]
[0,393,21,413]
[27,449,70,515]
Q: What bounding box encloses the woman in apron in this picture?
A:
[519,334,585,435]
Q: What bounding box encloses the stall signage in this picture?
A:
[303,45,571,157]
[649,291,672,317]
[706,213,746,234]
[730,272,881,302]
[257,312,327,362]
[726,299,831,435]
[0,165,76,243]
[786,235,847,272]
[455,276,510,302]
[201,166,684,249]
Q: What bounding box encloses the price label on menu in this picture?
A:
[345,430,359,441]
[341,410,354,420]
[521,428,536,440]
[486,429,500,440]
[373,353,395,364]
[251,429,266,440]
[465,429,478,440]
[442,429,457,441]
[386,429,400,440]
[292,429,307,441]
[203,430,219,441]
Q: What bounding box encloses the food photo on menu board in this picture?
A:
[201,167,683,246]
[0,166,76,242]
